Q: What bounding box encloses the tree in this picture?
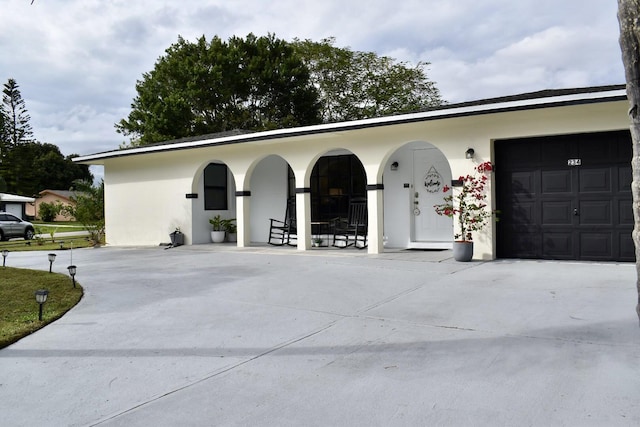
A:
[292,37,443,122]
[2,142,92,195]
[618,0,640,325]
[116,33,322,146]
[2,78,33,146]
[65,180,104,245]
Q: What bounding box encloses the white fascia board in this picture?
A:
[73,88,627,164]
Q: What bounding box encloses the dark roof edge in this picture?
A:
[429,84,626,111]
[74,84,628,163]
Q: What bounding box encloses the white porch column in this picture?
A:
[236,191,251,247]
[296,189,311,251]
[367,184,384,254]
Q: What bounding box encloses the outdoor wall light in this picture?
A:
[2,250,8,267]
[465,148,475,159]
[390,161,399,171]
[47,253,56,273]
[35,289,49,321]
[67,265,77,288]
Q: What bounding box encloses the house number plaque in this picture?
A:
[567,159,582,166]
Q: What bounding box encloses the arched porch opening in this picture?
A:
[190,159,237,244]
[301,149,367,248]
[382,141,453,249]
[309,149,366,223]
[248,154,294,244]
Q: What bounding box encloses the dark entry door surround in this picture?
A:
[496,130,633,262]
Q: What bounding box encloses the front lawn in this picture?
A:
[0,267,83,349]
[0,236,96,252]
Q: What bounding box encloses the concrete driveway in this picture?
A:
[1,246,638,426]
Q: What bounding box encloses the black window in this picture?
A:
[204,163,228,210]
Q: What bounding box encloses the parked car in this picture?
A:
[0,212,35,240]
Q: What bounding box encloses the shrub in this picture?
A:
[38,202,62,222]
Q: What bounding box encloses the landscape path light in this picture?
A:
[35,289,49,321]
[67,265,77,288]
[47,253,56,273]
[2,249,8,267]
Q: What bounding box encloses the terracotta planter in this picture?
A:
[452,241,473,262]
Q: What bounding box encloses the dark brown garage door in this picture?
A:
[495,130,634,262]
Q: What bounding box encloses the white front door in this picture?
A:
[410,148,452,248]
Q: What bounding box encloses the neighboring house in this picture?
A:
[0,193,36,219]
[27,190,78,221]
[74,85,632,262]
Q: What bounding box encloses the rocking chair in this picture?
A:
[268,197,297,246]
[332,197,368,249]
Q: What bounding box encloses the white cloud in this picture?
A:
[0,0,626,156]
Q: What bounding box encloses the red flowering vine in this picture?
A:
[433,161,495,242]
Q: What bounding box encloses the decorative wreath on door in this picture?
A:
[424,166,443,193]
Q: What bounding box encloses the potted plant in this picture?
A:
[209,215,226,243]
[434,161,495,261]
[221,218,237,242]
[312,237,323,247]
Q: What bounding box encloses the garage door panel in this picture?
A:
[541,170,572,193]
[580,233,612,259]
[578,200,611,225]
[619,199,634,224]
[619,166,632,191]
[542,201,572,225]
[619,232,635,261]
[579,168,611,192]
[511,171,536,195]
[505,234,540,258]
[543,233,573,258]
[509,202,537,225]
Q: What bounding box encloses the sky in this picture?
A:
[0,0,626,164]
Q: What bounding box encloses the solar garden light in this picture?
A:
[2,250,8,267]
[35,289,49,321]
[47,253,56,273]
[67,265,77,288]
[59,241,64,250]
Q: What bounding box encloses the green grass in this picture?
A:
[0,236,97,252]
[0,267,83,349]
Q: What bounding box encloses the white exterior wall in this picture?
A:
[97,99,629,260]
[249,155,288,243]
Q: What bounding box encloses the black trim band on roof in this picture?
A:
[235,191,251,197]
[296,187,311,193]
[366,184,384,190]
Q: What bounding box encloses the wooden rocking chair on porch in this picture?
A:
[332,197,368,249]
[268,197,297,246]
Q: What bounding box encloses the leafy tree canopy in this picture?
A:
[117,34,444,146]
[2,142,93,196]
[116,33,322,145]
[292,37,443,122]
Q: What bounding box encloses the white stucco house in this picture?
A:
[74,85,632,262]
